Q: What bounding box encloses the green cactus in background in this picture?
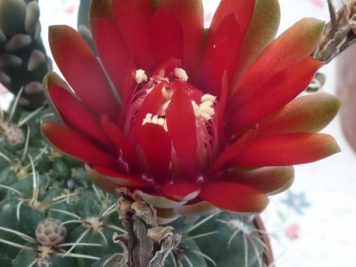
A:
[0,0,49,110]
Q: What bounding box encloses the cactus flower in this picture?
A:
[42,0,340,221]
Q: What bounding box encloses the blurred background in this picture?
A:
[1,0,355,266]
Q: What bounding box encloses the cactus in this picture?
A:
[1,0,354,266]
[0,0,49,110]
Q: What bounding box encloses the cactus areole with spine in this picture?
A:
[42,0,340,222]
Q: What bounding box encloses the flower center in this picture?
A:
[135,68,216,126]
[125,61,219,176]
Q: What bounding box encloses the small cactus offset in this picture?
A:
[0,0,355,266]
[0,0,49,109]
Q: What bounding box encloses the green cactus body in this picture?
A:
[12,248,79,267]
[90,212,269,267]
[0,199,24,259]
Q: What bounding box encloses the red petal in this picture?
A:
[217,73,229,142]
[48,85,111,148]
[118,62,138,125]
[100,115,136,166]
[156,0,204,75]
[210,129,257,173]
[169,80,203,103]
[93,18,129,98]
[200,182,268,213]
[161,183,200,201]
[150,8,183,64]
[199,14,242,96]
[42,122,116,168]
[233,18,324,103]
[259,93,340,134]
[210,0,255,38]
[89,166,146,193]
[235,133,340,167]
[48,25,119,119]
[89,0,113,27]
[238,0,280,74]
[130,83,165,138]
[138,123,171,184]
[112,0,155,70]
[43,71,75,122]
[229,57,321,132]
[219,167,294,195]
[166,88,197,175]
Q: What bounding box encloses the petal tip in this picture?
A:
[48,25,71,41]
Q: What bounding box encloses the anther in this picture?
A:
[135,69,148,84]
[174,68,188,81]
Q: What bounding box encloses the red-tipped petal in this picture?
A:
[199,14,242,96]
[235,133,340,167]
[112,0,154,70]
[220,167,294,195]
[138,123,171,184]
[48,25,119,119]
[100,115,136,166]
[166,88,197,175]
[47,85,111,148]
[150,8,183,64]
[93,18,129,98]
[210,129,257,173]
[200,182,268,213]
[161,183,201,201]
[233,18,324,102]
[210,0,255,38]
[229,57,321,132]
[42,122,116,168]
[259,93,340,134]
[155,0,204,75]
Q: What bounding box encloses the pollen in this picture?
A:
[142,113,167,130]
[135,69,148,84]
[192,94,216,121]
[174,67,188,81]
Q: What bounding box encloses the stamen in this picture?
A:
[161,86,173,100]
[146,86,154,94]
[135,69,148,84]
[174,68,188,81]
[142,113,167,131]
[142,113,153,125]
[161,100,171,112]
[201,94,216,102]
[192,94,216,121]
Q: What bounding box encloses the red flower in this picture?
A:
[43,0,340,220]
